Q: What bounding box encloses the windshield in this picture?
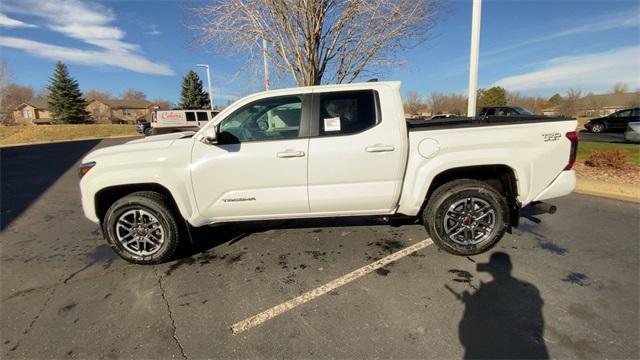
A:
[513,107,534,115]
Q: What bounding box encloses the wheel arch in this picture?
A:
[423,165,520,228]
[425,165,518,202]
[95,183,185,224]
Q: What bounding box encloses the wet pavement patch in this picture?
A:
[562,272,590,286]
[58,303,77,314]
[448,269,473,283]
[534,237,567,256]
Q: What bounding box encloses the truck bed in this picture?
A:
[407,115,574,131]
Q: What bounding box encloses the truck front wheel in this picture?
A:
[423,179,509,256]
[103,191,182,264]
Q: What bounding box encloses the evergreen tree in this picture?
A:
[477,86,507,109]
[47,62,89,123]
[548,93,562,106]
[178,70,211,109]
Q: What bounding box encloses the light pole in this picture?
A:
[196,64,214,110]
[467,0,482,117]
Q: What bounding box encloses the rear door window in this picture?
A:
[318,90,377,136]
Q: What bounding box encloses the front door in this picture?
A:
[307,90,405,214]
[190,94,310,221]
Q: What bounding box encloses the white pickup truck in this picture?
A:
[79,81,577,264]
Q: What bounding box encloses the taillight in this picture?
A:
[565,131,578,170]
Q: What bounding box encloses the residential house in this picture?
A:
[12,98,153,125]
[542,91,640,117]
[86,99,152,124]
[12,99,51,125]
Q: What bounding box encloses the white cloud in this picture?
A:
[0,0,174,76]
[493,46,640,93]
[0,13,37,28]
[483,9,640,58]
[0,37,174,76]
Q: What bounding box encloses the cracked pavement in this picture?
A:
[1,138,639,358]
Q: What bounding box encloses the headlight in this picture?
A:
[78,161,96,179]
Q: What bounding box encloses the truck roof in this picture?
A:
[242,81,401,100]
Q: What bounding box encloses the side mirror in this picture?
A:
[203,127,217,144]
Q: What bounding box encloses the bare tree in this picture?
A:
[150,98,173,110]
[507,91,550,114]
[427,92,467,115]
[557,88,582,117]
[0,62,12,121]
[427,92,446,115]
[612,82,629,94]
[404,91,426,116]
[84,89,114,101]
[0,83,34,125]
[35,85,50,100]
[189,0,441,86]
[121,89,147,100]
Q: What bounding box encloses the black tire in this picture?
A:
[589,122,605,133]
[423,179,509,256]
[103,191,182,264]
[143,127,153,136]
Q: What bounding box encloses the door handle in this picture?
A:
[277,150,305,158]
[365,144,395,152]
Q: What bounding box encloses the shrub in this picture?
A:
[585,149,629,169]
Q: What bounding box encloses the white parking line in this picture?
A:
[231,238,434,334]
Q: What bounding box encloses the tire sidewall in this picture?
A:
[104,196,177,264]
[426,185,508,255]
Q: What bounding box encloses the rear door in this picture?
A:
[185,111,199,128]
[307,89,405,214]
[611,110,632,131]
[196,111,209,127]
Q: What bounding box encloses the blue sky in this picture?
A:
[1,0,639,106]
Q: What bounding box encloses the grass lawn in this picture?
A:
[577,141,640,165]
[0,124,140,147]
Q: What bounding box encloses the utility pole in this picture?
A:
[196,64,214,110]
[467,0,482,117]
[262,38,270,90]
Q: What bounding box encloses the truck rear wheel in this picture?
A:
[103,191,181,264]
[423,179,509,256]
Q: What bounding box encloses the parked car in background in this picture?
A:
[624,122,640,143]
[479,106,535,116]
[150,109,220,135]
[585,108,640,133]
[430,113,459,120]
[137,122,152,136]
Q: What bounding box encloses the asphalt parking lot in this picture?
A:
[1,138,639,359]
[578,130,626,143]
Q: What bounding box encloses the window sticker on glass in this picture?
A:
[324,117,341,132]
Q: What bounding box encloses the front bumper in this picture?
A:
[533,170,576,202]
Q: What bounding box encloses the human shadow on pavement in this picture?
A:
[452,252,549,359]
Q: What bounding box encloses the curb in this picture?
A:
[0,134,142,148]
[575,177,640,203]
